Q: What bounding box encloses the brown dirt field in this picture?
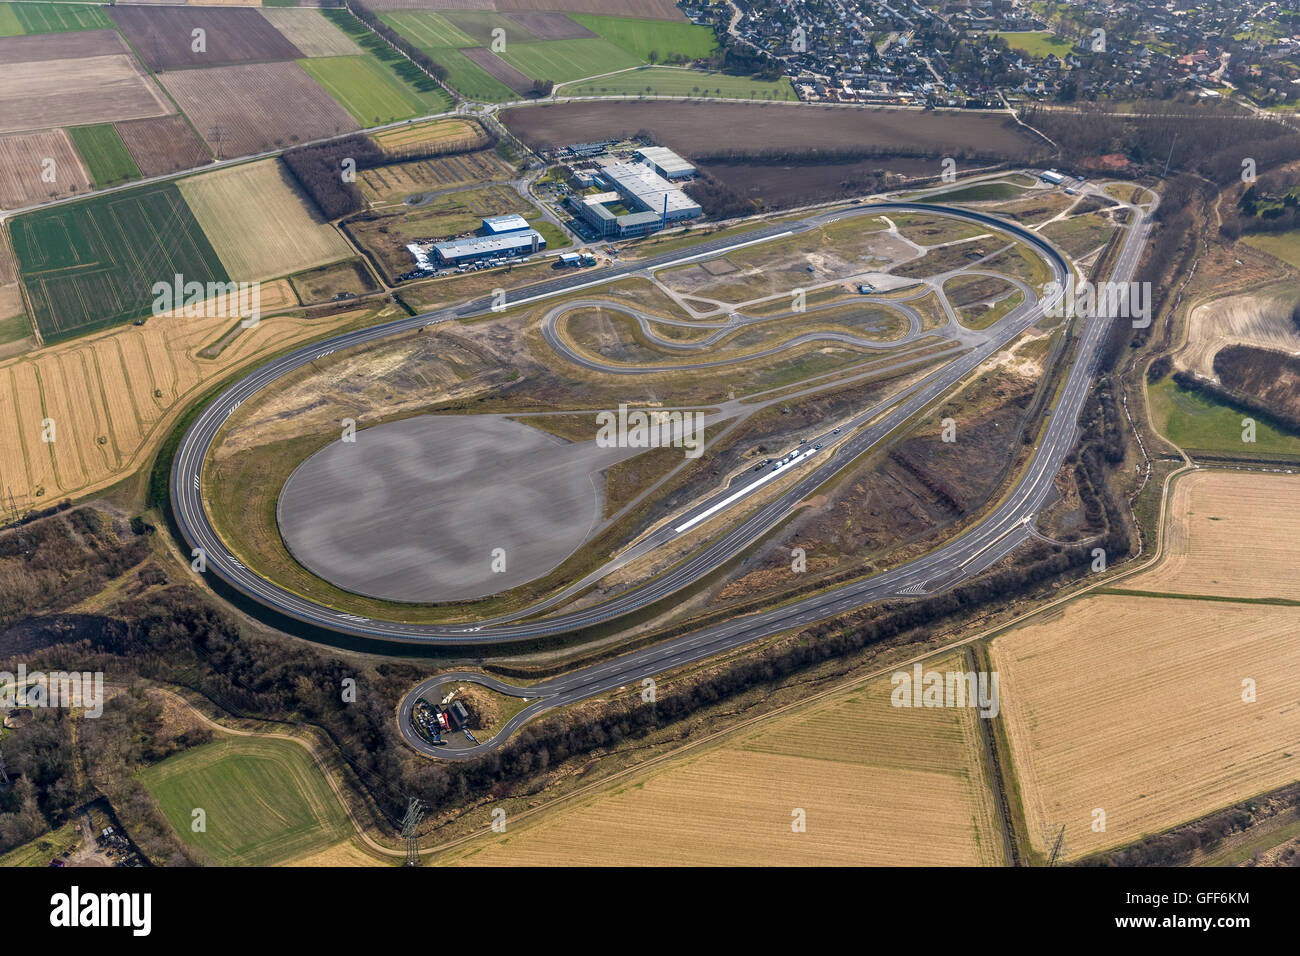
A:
[0,54,171,136]
[0,30,126,65]
[992,596,1300,861]
[1178,286,1300,378]
[161,62,360,158]
[1125,471,1300,600]
[699,156,937,209]
[504,11,595,40]
[0,289,377,511]
[114,115,213,179]
[0,130,92,209]
[504,102,1045,159]
[259,8,363,59]
[108,6,305,71]
[443,652,1002,866]
[462,46,534,96]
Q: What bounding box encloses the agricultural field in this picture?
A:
[562,66,797,100]
[140,737,351,867]
[161,62,360,158]
[443,652,1004,866]
[0,129,92,209]
[300,54,451,125]
[503,11,594,40]
[11,182,228,341]
[377,11,534,101]
[114,114,213,179]
[1147,375,1300,460]
[1123,471,1300,601]
[369,116,480,151]
[108,6,305,71]
[259,7,362,58]
[571,13,717,61]
[993,474,1300,865]
[0,2,111,36]
[178,159,353,282]
[358,149,516,204]
[499,37,643,85]
[0,284,385,509]
[461,46,533,95]
[1176,285,1300,378]
[0,31,172,135]
[67,124,141,189]
[504,101,1046,160]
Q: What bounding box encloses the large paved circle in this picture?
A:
[277,415,605,602]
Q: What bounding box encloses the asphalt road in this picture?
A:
[172,201,1071,643]
[171,194,1152,754]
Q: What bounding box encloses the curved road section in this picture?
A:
[170,196,1152,754]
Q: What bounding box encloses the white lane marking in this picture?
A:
[674,448,818,534]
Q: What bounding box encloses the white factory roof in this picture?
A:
[482,213,530,233]
[635,146,696,177]
[434,230,543,258]
[600,162,701,216]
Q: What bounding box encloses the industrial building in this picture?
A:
[433,229,544,265]
[569,159,702,238]
[634,146,695,180]
[482,213,530,234]
[428,214,545,265]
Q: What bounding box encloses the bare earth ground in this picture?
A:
[161,62,360,158]
[0,52,171,136]
[503,101,1044,159]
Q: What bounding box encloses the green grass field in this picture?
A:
[562,66,796,100]
[995,31,1074,58]
[1241,230,1300,270]
[11,181,229,342]
[572,13,717,62]
[0,312,32,346]
[500,37,642,84]
[67,124,141,189]
[422,44,518,102]
[379,9,474,48]
[0,2,111,35]
[320,8,454,113]
[140,737,351,867]
[377,12,518,102]
[1148,376,1300,460]
[0,4,20,36]
[0,820,80,867]
[300,55,448,125]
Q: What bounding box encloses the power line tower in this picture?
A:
[1045,824,1067,866]
[0,744,10,790]
[400,798,425,866]
[208,125,225,162]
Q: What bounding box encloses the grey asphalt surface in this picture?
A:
[171,195,1152,757]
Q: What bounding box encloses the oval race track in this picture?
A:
[170,200,1141,657]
